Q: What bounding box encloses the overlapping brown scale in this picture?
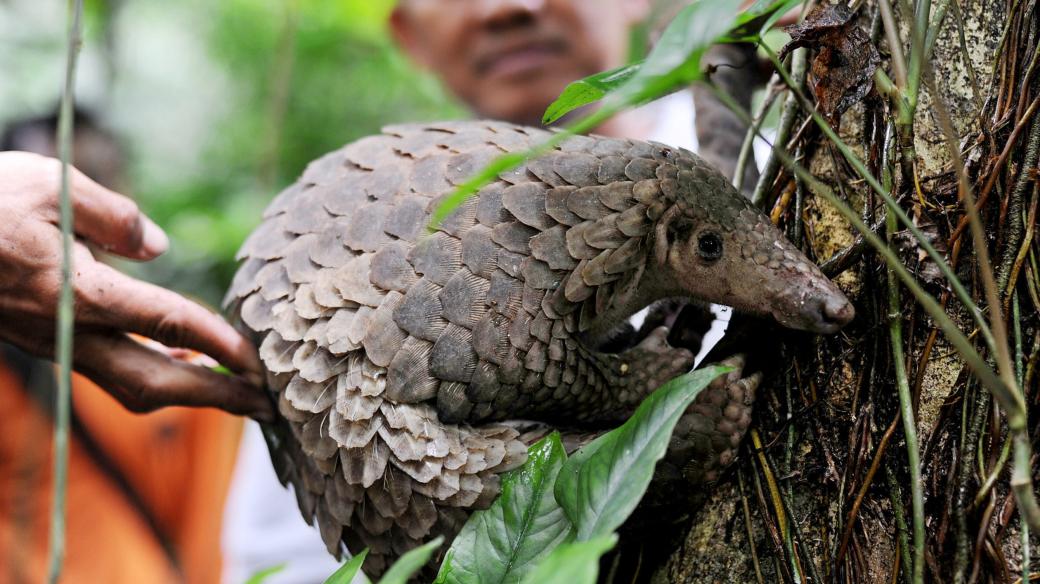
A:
[329,409,384,450]
[429,324,478,382]
[333,255,386,307]
[617,204,652,237]
[286,374,336,413]
[440,269,490,328]
[300,412,339,462]
[566,187,612,220]
[324,477,359,526]
[343,204,392,253]
[385,336,438,403]
[336,379,382,422]
[343,135,399,171]
[283,188,334,235]
[293,283,329,320]
[436,381,472,423]
[490,221,537,255]
[361,291,406,367]
[582,216,626,249]
[528,225,576,270]
[408,232,462,285]
[552,151,600,186]
[565,223,599,260]
[427,196,473,240]
[368,468,412,519]
[393,277,447,341]
[303,318,330,347]
[262,181,307,219]
[339,437,390,489]
[320,181,368,217]
[273,300,311,341]
[381,196,427,243]
[238,215,295,261]
[409,155,452,196]
[359,163,407,202]
[544,185,581,225]
[525,156,567,187]
[293,342,348,383]
[377,423,440,462]
[501,182,552,230]
[283,234,322,285]
[486,270,523,317]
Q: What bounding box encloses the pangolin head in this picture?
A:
[652,161,854,334]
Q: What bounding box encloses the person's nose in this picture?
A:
[478,0,547,29]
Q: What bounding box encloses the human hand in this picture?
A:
[0,151,272,420]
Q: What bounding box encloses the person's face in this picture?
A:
[391,0,649,125]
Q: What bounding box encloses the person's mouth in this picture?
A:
[475,39,568,79]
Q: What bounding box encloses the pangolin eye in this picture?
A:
[697,232,723,261]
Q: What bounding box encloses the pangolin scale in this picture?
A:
[224,120,853,575]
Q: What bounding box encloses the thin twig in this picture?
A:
[48,0,84,582]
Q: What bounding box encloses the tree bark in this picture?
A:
[651,1,1039,582]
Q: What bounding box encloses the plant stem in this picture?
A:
[906,0,932,116]
[751,48,807,209]
[885,155,925,584]
[48,1,84,582]
[733,77,781,193]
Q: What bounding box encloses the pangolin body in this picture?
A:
[225,120,853,574]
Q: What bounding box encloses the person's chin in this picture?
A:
[478,72,583,124]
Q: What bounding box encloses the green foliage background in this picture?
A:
[0,0,463,305]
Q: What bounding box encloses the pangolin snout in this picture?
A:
[816,294,855,333]
[770,280,855,334]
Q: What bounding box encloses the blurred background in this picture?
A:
[0,0,463,305]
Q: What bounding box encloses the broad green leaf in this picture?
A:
[542,63,641,125]
[518,535,618,584]
[554,366,730,541]
[436,434,573,584]
[624,0,743,90]
[377,536,444,584]
[543,0,743,125]
[244,564,286,584]
[324,549,369,584]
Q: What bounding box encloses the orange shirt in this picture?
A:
[0,353,243,584]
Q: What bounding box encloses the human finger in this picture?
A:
[76,263,263,383]
[74,332,273,420]
[68,165,169,260]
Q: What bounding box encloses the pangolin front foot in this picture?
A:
[669,354,760,485]
[613,326,696,404]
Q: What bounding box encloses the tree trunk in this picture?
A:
[651,1,1039,582]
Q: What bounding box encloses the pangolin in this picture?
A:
[224,120,854,575]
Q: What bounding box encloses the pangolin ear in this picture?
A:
[654,206,682,266]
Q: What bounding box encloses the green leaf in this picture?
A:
[722,0,801,42]
[624,0,743,95]
[244,564,286,584]
[436,434,573,584]
[377,536,444,584]
[554,366,731,541]
[518,535,618,584]
[324,549,369,584]
[542,63,641,125]
[542,0,744,125]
